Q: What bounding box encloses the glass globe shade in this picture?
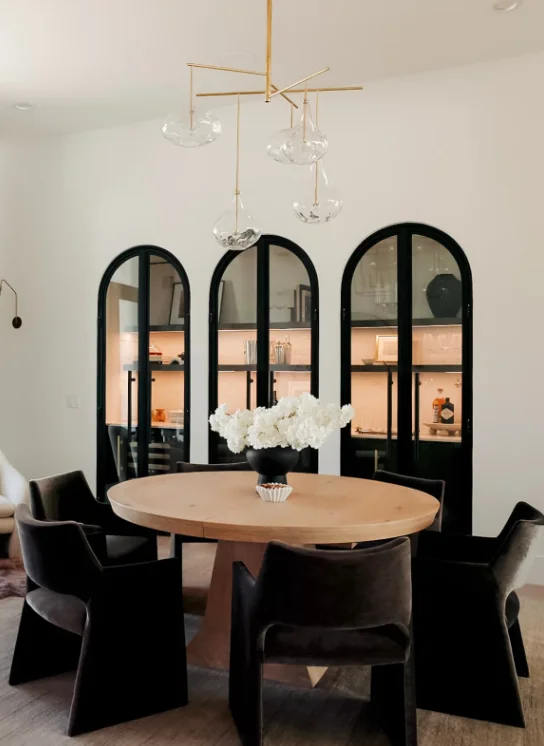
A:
[162,109,221,147]
[266,127,295,164]
[213,192,261,250]
[284,101,328,165]
[293,162,343,224]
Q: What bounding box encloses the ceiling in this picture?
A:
[0,0,542,136]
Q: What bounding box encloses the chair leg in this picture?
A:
[371,654,417,746]
[509,619,530,678]
[9,600,81,686]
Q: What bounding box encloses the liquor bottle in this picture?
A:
[432,388,445,423]
[283,335,292,365]
[440,397,455,424]
[272,390,278,406]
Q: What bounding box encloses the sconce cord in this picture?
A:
[0,279,20,326]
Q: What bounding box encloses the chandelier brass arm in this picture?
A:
[196,85,363,98]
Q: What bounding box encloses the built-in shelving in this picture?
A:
[351,364,462,373]
[123,362,185,372]
[219,322,311,331]
[350,318,461,328]
[124,324,185,333]
[217,364,311,372]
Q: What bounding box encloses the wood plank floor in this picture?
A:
[0,545,542,745]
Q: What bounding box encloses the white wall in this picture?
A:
[2,51,544,579]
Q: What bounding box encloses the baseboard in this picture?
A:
[528,555,544,586]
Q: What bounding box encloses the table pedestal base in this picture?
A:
[186,540,327,689]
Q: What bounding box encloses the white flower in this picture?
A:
[209,394,355,454]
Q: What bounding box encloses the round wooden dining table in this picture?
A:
[108,471,439,688]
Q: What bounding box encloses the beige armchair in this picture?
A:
[0,450,29,558]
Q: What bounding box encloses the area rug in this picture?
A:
[0,558,26,600]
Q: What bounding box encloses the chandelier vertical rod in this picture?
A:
[266,0,273,101]
[314,90,320,206]
[303,83,308,143]
[189,66,194,131]
[235,93,241,232]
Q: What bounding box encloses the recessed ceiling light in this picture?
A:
[13,102,33,111]
[493,0,522,11]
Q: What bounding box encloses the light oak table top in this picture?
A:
[108,471,439,544]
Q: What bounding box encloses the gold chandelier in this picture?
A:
[162,0,363,248]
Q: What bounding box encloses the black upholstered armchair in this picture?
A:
[229,538,416,746]
[171,461,251,560]
[373,470,445,532]
[30,470,157,566]
[10,504,187,736]
[413,500,544,727]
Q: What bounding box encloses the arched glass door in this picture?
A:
[341,224,472,532]
[209,236,319,471]
[97,247,190,498]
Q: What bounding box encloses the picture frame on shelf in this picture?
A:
[287,379,310,398]
[293,284,312,324]
[169,282,185,325]
[375,334,398,363]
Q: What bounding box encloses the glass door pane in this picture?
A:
[147,254,187,475]
[216,247,258,463]
[269,244,313,470]
[412,235,464,530]
[105,256,139,483]
[349,237,398,476]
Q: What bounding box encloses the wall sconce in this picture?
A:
[0,279,22,328]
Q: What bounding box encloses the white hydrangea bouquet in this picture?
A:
[209,393,354,485]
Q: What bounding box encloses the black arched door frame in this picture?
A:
[209,234,319,470]
[341,223,473,531]
[97,245,191,498]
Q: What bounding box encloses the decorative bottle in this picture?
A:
[440,397,455,424]
[283,336,292,365]
[432,388,445,423]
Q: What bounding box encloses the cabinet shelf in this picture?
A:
[218,364,311,372]
[351,364,462,373]
[351,318,461,329]
[124,325,185,333]
[123,363,185,372]
[219,322,311,331]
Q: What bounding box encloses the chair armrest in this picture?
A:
[417,532,498,563]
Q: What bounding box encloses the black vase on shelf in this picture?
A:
[426,273,462,319]
[246,447,300,485]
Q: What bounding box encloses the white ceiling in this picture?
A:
[0,0,543,135]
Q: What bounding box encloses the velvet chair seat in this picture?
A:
[105,534,154,563]
[26,588,87,636]
[265,623,410,667]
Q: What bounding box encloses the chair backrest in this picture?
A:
[253,538,412,632]
[16,504,101,600]
[30,470,96,524]
[176,461,251,473]
[492,501,544,595]
[373,470,445,531]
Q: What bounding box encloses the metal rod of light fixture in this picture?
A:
[0,279,22,328]
[235,93,241,233]
[196,85,362,98]
[187,64,298,108]
[269,67,330,98]
[314,90,320,206]
[189,66,194,130]
[266,0,273,101]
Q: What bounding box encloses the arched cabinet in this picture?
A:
[97,247,190,498]
[341,224,473,532]
[209,235,319,472]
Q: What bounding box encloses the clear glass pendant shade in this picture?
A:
[283,101,328,165]
[213,192,261,250]
[162,109,221,147]
[293,162,342,224]
[265,127,295,164]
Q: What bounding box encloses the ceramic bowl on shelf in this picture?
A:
[255,483,293,503]
[362,358,375,365]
